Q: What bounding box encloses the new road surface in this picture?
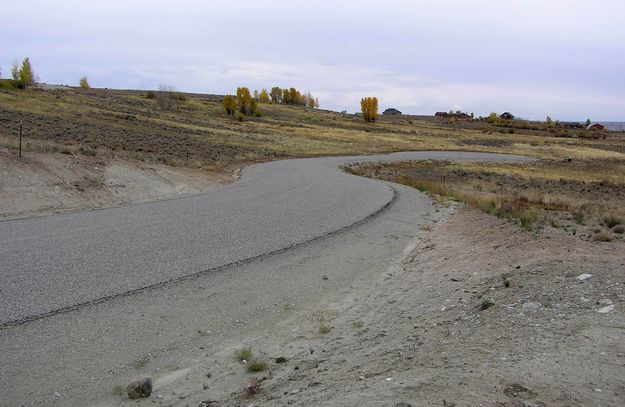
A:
[0,151,531,326]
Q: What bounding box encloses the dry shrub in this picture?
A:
[611,224,625,234]
[604,214,623,228]
[595,230,614,242]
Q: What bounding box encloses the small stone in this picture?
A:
[394,403,413,407]
[598,305,615,314]
[522,302,542,311]
[127,377,153,399]
[53,391,62,399]
[576,273,592,281]
[598,299,613,306]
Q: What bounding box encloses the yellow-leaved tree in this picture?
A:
[360,97,379,122]
[223,95,237,115]
[79,76,90,89]
[259,89,270,103]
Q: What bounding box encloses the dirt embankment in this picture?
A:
[0,149,237,219]
[121,206,624,406]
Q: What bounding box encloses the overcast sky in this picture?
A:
[2,0,624,120]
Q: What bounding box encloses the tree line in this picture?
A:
[223,86,319,117]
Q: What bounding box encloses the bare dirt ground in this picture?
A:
[118,205,624,407]
[0,148,237,219]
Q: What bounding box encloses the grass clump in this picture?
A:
[132,355,149,369]
[595,230,614,242]
[246,358,267,372]
[275,356,288,364]
[318,323,332,335]
[111,384,124,396]
[604,214,623,228]
[234,347,253,361]
[352,321,364,329]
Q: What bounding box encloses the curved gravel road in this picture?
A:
[0,151,531,325]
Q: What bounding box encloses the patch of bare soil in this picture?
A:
[167,207,624,406]
[0,148,237,219]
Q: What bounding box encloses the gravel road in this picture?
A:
[0,151,531,325]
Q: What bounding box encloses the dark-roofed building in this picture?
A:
[558,121,583,129]
[587,123,605,131]
[383,108,402,116]
[500,112,515,120]
[435,111,472,120]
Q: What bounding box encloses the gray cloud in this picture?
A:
[2,0,624,120]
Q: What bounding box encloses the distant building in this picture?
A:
[558,121,583,129]
[383,108,402,116]
[587,123,605,131]
[500,112,515,120]
[435,111,472,120]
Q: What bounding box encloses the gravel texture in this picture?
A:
[0,151,531,325]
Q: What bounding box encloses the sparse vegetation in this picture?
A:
[132,355,149,368]
[246,358,267,372]
[318,323,332,334]
[234,347,253,361]
[595,230,614,242]
[345,159,625,235]
[275,356,288,364]
[79,76,90,89]
[156,83,182,110]
[352,321,364,329]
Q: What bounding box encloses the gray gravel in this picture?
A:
[0,151,531,325]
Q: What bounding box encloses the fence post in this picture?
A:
[19,120,23,159]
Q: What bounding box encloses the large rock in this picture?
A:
[127,377,153,399]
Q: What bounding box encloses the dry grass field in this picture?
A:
[1,86,624,232]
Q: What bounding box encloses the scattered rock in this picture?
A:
[394,403,413,407]
[504,383,529,397]
[597,305,615,314]
[53,391,62,399]
[611,224,625,234]
[478,299,495,311]
[522,400,545,407]
[576,273,592,281]
[522,302,542,311]
[127,377,152,399]
[598,299,613,306]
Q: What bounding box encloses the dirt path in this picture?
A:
[1,177,623,406]
[168,206,624,406]
[0,148,236,220]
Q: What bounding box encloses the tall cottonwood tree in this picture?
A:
[270,87,282,103]
[11,58,36,89]
[360,97,379,122]
[223,95,237,115]
[259,89,270,103]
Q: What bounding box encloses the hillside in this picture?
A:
[1,86,624,227]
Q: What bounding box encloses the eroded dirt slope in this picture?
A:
[0,149,236,219]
